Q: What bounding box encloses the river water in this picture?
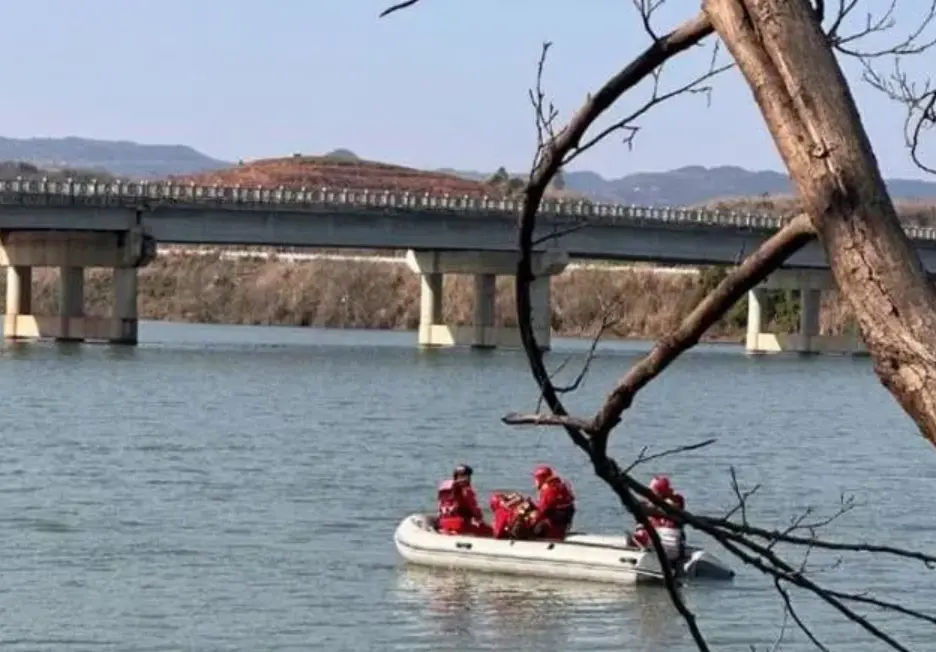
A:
[0,322,933,651]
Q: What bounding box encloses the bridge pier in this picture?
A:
[745,269,866,355]
[1,229,154,345]
[406,249,568,350]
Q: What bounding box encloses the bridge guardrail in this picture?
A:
[0,177,934,241]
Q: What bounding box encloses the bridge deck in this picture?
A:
[0,179,935,271]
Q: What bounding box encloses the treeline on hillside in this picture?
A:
[0,161,116,183]
[700,195,936,228]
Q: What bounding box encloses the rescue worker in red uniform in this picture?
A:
[435,465,492,536]
[531,465,576,539]
[452,464,483,521]
[489,491,543,539]
[632,475,686,548]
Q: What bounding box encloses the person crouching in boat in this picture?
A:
[452,464,493,535]
[489,491,543,539]
[435,465,492,536]
[632,475,686,561]
[531,465,577,539]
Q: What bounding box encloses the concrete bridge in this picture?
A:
[1,178,931,353]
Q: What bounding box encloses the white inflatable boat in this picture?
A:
[394,513,735,586]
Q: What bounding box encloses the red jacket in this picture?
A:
[650,492,685,528]
[455,481,484,521]
[535,476,575,521]
[438,481,483,522]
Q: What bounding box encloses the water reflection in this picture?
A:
[395,566,687,651]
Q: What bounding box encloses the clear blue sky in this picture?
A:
[1,0,933,179]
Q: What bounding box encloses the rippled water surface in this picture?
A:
[0,322,934,651]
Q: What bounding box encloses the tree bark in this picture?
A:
[703,0,936,445]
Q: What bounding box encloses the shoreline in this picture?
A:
[0,253,854,341]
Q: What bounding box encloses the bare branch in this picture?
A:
[587,213,814,452]
[530,219,589,246]
[862,57,936,176]
[378,0,422,18]
[507,213,816,448]
[614,474,712,652]
[723,465,761,525]
[632,0,666,42]
[564,44,733,166]
[775,578,830,652]
[825,0,861,42]
[615,466,936,651]
[830,0,936,59]
[517,11,714,248]
[622,438,717,474]
[529,41,560,171]
[613,471,935,650]
[534,313,611,412]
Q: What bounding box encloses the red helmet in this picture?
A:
[533,465,554,485]
[489,492,503,511]
[649,475,672,496]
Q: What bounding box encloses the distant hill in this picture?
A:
[173,154,506,198]
[0,136,933,206]
[438,165,936,206]
[0,136,229,179]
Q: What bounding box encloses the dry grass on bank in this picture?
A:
[0,255,856,339]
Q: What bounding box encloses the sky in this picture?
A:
[1,0,934,180]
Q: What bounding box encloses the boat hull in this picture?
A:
[394,513,731,586]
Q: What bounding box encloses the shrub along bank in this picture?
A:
[0,255,855,340]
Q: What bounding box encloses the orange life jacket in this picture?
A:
[651,492,685,528]
[438,484,475,520]
[539,476,576,525]
[499,491,540,539]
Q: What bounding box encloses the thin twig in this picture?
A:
[622,438,717,473]
[378,0,422,18]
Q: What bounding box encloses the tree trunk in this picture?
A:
[703,0,936,445]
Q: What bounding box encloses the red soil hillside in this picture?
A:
[173,155,501,198]
[171,152,583,200]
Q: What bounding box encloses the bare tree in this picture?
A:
[860,7,936,177]
[381,1,936,649]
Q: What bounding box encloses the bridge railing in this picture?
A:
[1,176,935,241]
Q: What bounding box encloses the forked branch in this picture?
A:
[505,213,817,455]
[863,58,936,176]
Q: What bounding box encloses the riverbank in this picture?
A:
[0,254,855,340]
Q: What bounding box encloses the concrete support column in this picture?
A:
[530,276,553,351]
[749,270,867,355]
[0,228,155,346]
[4,265,32,340]
[799,289,821,354]
[113,267,139,344]
[58,266,85,342]
[472,273,496,349]
[418,272,443,347]
[6,266,32,316]
[405,249,568,351]
[745,288,765,354]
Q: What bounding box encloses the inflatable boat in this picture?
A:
[394,513,735,585]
